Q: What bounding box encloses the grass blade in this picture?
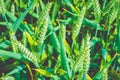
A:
[0,50,22,60]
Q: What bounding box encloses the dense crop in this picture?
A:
[0,0,120,80]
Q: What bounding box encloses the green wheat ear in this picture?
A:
[11,3,15,16]
[74,39,85,72]
[37,2,52,29]
[0,0,5,14]
[86,0,92,10]
[83,33,91,74]
[59,24,66,40]
[72,6,86,41]
[92,0,101,22]
[10,32,39,68]
[107,2,119,37]
[9,31,18,53]
[102,68,108,80]
[74,33,91,74]
[102,0,117,16]
[16,42,39,68]
[108,2,119,25]
[37,17,49,49]
[22,31,27,47]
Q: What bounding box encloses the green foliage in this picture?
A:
[0,0,120,80]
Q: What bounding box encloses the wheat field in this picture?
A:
[0,0,120,80]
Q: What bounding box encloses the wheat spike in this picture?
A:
[86,0,92,9]
[59,24,66,40]
[83,33,91,73]
[74,39,85,72]
[16,42,39,68]
[0,0,5,14]
[22,31,27,47]
[37,2,52,29]
[74,33,91,74]
[102,68,108,80]
[37,17,49,48]
[108,3,119,25]
[102,0,117,16]
[9,31,18,53]
[10,32,39,68]
[72,6,86,41]
[11,3,15,16]
[92,0,101,22]
[74,54,84,72]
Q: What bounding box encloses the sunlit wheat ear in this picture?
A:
[92,0,101,22]
[59,24,66,40]
[102,68,108,80]
[72,7,86,41]
[11,3,15,16]
[16,42,39,68]
[37,2,52,29]
[108,3,119,25]
[83,33,91,74]
[37,17,49,48]
[9,32,18,53]
[0,0,5,14]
